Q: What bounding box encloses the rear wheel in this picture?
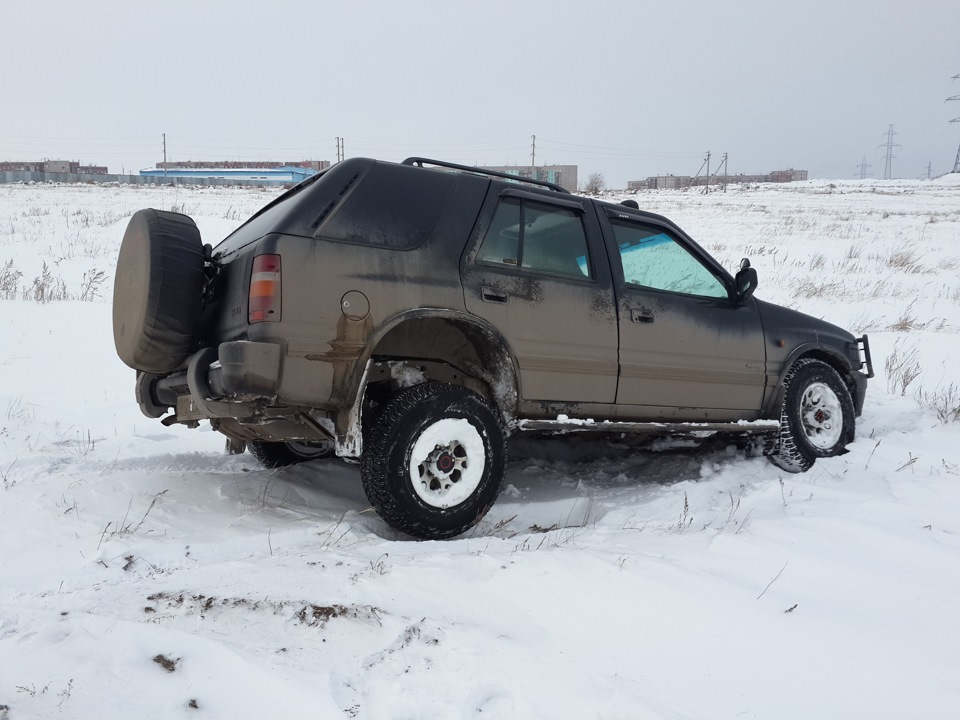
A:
[769,359,855,472]
[361,383,506,540]
[250,440,334,469]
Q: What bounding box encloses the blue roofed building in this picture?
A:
[140,160,330,185]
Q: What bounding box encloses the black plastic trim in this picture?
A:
[857,334,875,378]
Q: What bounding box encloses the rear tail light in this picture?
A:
[249,254,281,323]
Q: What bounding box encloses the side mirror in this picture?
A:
[735,258,758,303]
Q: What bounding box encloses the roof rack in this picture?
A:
[402,157,569,194]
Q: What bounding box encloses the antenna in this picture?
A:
[878,125,900,180]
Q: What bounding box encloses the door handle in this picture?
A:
[630,309,654,324]
[481,286,508,304]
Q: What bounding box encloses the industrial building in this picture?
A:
[141,160,330,185]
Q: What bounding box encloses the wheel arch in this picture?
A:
[365,309,519,411]
[764,344,858,418]
[333,309,520,456]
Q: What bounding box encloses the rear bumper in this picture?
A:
[138,340,350,452]
[143,341,281,419]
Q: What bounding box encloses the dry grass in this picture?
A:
[885,339,923,396]
[885,248,928,274]
[0,258,105,302]
[0,259,22,300]
[920,384,960,423]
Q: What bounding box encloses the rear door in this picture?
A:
[598,207,767,419]
[461,189,618,403]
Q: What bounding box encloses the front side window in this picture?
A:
[610,219,727,298]
[477,197,591,279]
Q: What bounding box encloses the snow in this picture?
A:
[1,177,959,719]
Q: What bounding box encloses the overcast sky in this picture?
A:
[2,0,959,187]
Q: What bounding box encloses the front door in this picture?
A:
[599,209,767,420]
[461,189,618,404]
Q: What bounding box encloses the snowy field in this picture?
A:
[1,177,959,719]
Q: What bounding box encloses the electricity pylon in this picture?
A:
[878,125,900,180]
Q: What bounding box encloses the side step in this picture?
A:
[515,418,779,436]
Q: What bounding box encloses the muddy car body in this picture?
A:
[113,157,873,539]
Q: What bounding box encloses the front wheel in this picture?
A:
[361,383,506,540]
[769,359,855,472]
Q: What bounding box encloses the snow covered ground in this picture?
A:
[1,177,958,719]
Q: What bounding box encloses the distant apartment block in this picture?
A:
[478,164,578,193]
[630,169,808,190]
[0,160,107,174]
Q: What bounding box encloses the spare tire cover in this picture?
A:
[113,208,205,374]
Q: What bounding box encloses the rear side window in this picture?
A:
[319,164,455,249]
[477,197,591,279]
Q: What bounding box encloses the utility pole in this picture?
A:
[693,151,710,192]
[162,133,167,179]
[335,137,344,163]
[855,155,871,180]
[878,125,900,180]
[530,135,536,177]
[702,150,711,194]
[925,161,932,180]
[948,73,960,173]
[711,152,728,192]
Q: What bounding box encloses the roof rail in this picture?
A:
[402,157,569,194]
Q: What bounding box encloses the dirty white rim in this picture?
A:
[409,418,486,509]
[800,382,843,449]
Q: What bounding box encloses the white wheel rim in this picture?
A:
[409,418,486,509]
[799,382,843,449]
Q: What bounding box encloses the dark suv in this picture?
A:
[112,157,873,539]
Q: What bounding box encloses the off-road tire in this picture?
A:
[361,383,506,540]
[249,440,334,468]
[769,359,855,473]
[113,208,205,374]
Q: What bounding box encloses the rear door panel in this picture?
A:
[461,189,618,404]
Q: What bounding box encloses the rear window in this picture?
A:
[318,163,455,249]
[214,170,328,254]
